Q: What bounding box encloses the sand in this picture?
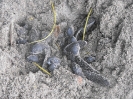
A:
[0,0,133,99]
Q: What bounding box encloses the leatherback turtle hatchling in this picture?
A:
[64,26,109,86]
[26,42,51,66]
[47,56,61,72]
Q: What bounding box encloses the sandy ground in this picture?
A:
[0,0,133,99]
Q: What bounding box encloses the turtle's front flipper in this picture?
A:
[77,40,87,49]
[74,56,99,74]
[83,70,109,87]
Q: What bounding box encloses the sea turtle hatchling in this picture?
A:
[63,26,109,86]
[64,42,80,61]
[27,55,39,62]
[47,56,61,66]
[64,27,87,61]
[31,43,49,54]
[47,56,61,72]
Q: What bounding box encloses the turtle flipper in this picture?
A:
[77,40,87,49]
[84,70,109,86]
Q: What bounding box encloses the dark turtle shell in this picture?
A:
[64,42,80,56]
[67,36,77,44]
[48,64,58,72]
[27,55,39,62]
[31,43,46,54]
[47,56,61,65]
[84,56,96,63]
[66,26,74,37]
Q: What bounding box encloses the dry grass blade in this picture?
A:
[82,8,92,40]
[33,62,51,76]
[29,2,56,44]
